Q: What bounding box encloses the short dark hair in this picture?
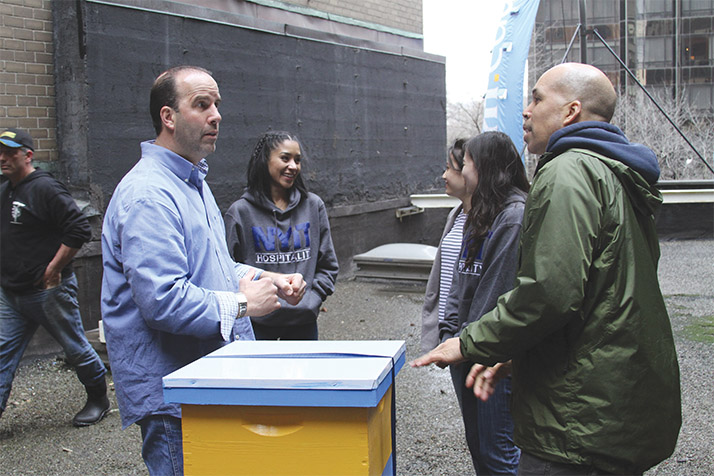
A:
[247,131,308,198]
[149,66,212,135]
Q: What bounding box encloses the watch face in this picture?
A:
[236,292,248,317]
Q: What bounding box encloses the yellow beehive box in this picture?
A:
[163,340,406,476]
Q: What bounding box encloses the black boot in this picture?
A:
[73,379,110,427]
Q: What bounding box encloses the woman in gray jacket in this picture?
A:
[225,131,338,340]
[440,132,529,475]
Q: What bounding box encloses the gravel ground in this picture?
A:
[0,239,711,476]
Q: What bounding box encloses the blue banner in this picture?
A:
[482,0,540,156]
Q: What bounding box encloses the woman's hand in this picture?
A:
[263,271,306,305]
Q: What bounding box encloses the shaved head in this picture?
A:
[523,63,618,154]
[543,63,617,122]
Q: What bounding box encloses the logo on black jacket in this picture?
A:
[11,200,26,224]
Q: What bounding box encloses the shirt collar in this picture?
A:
[141,140,209,190]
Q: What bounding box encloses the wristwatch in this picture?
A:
[236,292,248,318]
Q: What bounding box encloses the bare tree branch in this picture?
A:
[613,88,713,180]
[446,99,484,144]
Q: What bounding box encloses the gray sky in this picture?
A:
[423,0,506,104]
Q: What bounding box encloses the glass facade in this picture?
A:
[530,0,714,112]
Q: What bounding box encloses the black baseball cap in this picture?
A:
[0,128,34,151]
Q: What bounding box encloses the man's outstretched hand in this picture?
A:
[409,337,465,369]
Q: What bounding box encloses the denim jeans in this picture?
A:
[251,321,318,340]
[0,274,107,412]
[138,414,184,476]
[451,362,520,475]
[517,451,621,476]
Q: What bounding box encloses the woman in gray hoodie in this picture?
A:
[439,131,529,475]
[225,131,338,340]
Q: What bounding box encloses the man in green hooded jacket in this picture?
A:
[412,63,681,475]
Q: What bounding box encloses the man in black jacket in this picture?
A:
[0,128,109,426]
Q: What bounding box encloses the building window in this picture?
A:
[591,45,620,68]
[682,36,710,66]
[640,0,674,18]
[679,67,712,83]
[644,37,673,67]
[682,66,713,84]
[682,0,714,16]
[645,19,674,36]
[593,24,618,40]
[688,84,713,110]
[549,2,577,21]
[645,68,674,86]
[589,0,618,23]
[682,17,712,35]
[545,26,566,42]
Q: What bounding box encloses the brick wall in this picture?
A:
[0,0,55,164]
[279,0,423,35]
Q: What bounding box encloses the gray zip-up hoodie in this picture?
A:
[224,188,338,326]
[439,188,527,341]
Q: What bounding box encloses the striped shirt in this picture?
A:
[438,211,467,321]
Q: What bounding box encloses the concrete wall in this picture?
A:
[78,1,445,212]
[657,203,714,239]
[657,181,714,239]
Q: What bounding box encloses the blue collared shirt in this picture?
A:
[101,141,256,428]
